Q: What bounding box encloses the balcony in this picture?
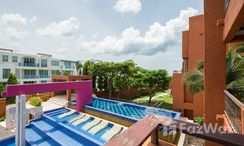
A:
[224,90,244,134]
[22,75,39,79]
[22,75,50,79]
[19,62,39,67]
[39,75,50,78]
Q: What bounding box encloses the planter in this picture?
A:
[29,105,43,120]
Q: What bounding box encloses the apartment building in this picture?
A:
[172,15,204,119]
[172,0,244,139]
[0,48,77,84]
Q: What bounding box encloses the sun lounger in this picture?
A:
[57,111,75,119]
[82,118,101,131]
[88,121,108,135]
[72,115,91,126]
[68,114,85,123]
[101,125,123,142]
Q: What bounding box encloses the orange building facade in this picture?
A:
[172,0,244,133]
[172,15,204,119]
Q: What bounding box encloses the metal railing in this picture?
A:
[225,0,230,13]
[173,70,182,73]
[19,62,39,67]
[22,75,50,79]
[224,90,244,133]
[39,75,50,78]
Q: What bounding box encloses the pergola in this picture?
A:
[1,81,92,146]
[51,75,92,101]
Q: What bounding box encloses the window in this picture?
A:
[51,60,59,66]
[64,61,72,69]
[2,55,8,62]
[23,70,36,78]
[41,59,47,67]
[12,56,18,62]
[3,69,11,79]
[39,70,49,78]
[52,70,61,75]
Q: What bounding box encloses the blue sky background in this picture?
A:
[0,0,203,74]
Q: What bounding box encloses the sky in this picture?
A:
[0,0,203,74]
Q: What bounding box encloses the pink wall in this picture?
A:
[1,81,92,112]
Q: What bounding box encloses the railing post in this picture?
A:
[151,127,158,145]
[242,108,244,134]
[15,95,26,146]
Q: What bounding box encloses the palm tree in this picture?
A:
[226,45,244,89]
[183,60,204,95]
[183,44,244,95]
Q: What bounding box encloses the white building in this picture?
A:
[0,48,77,84]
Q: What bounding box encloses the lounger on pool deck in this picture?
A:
[68,114,85,123]
[88,121,108,135]
[82,118,101,131]
[57,111,75,119]
[101,125,123,142]
[72,115,91,126]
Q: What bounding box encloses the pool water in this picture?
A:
[44,108,118,144]
[84,97,180,121]
[0,108,116,146]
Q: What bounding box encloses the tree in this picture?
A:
[6,73,18,104]
[7,73,18,85]
[0,83,4,98]
[183,45,244,96]
[143,69,170,103]
[226,45,244,89]
[75,61,83,75]
[183,59,204,95]
[113,60,137,98]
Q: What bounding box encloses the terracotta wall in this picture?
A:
[182,31,189,59]
[204,0,226,124]
[0,98,6,116]
[188,15,204,70]
[172,15,204,119]
[172,73,184,112]
[94,88,151,99]
[223,0,244,42]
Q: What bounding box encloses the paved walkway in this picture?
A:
[133,92,167,102]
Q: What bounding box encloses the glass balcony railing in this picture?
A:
[22,75,50,79]
[39,75,50,78]
[19,62,39,67]
[224,90,244,134]
[22,75,39,79]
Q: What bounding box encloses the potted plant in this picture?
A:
[29,97,43,120]
[194,116,204,125]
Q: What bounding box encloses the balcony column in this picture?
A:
[204,0,226,146]
[66,78,71,101]
[50,79,56,97]
[15,95,26,146]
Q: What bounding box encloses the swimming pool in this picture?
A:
[44,108,125,144]
[0,111,102,146]
[70,97,180,122]
[0,108,125,146]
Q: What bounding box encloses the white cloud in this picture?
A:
[113,0,142,15]
[36,17,80,37]
[0,13,27,26]
[0,13,31,41]
[30,16,38,24]
[78,7,199,56]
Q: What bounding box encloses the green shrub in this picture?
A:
[0,115,5,122]
[194,116,204,125]
[29,97,42,106]
[6,73,18,104]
